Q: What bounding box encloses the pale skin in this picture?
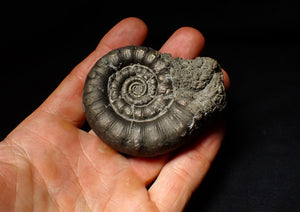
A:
[0,17,230,211]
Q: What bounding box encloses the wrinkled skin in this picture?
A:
[0,17,230,211]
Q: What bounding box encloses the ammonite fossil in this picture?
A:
[83,46,226,157]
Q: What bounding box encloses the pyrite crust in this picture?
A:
[83,46,226,157]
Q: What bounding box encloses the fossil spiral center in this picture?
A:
[122,76,149,102]
[108,63,174,122]
[118,65,157,106]
[129,82,146,97]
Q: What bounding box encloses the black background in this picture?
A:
[1,1,300,211]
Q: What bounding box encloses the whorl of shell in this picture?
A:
[83,46,226,157]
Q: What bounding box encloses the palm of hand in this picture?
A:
[0,18,229,211]
[3,112,161,211]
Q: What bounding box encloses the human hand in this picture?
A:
[0,17,230,211]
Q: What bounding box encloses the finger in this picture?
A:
[160,27,205,58]
[129,26,206,184]
[36,17,148,126]
[148,121,225,211]
[222,69,230,91]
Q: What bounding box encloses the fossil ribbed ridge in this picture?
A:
[83,46,226,157]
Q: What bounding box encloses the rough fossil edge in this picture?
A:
[83,46,227,157]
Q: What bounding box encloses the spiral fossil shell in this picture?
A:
[83,46,226,157]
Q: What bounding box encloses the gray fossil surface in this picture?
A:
[83,46,226,157]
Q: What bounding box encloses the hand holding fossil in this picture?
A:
[0,17,230,211]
